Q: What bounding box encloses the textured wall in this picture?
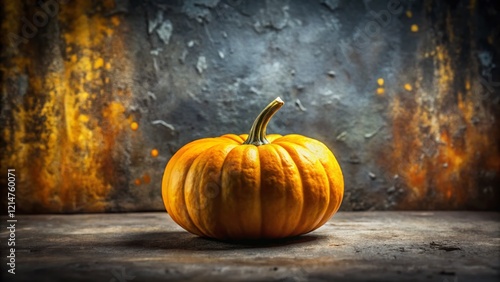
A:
[1,0,499,213]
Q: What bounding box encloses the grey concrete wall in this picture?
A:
[1,0,499,212]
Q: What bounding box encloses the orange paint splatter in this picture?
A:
[130,122,139,131]
[134,178,142,186]
[376,87,385,95]
[93,57,104,69]
[111,16,120,26]
[404,84,413,91]
[151,148,159,157]
[142,174,151,184]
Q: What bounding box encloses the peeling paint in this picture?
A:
[196,56,208,74]
[156,19,173,45]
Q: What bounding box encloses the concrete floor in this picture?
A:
[1,212,499,281]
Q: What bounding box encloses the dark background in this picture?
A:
[1,0,499,213]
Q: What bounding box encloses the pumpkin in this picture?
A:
[162,97,344,240]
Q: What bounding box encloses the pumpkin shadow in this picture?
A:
[119,231,325,251]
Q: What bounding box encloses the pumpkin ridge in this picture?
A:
[307,140,344,230]
[219,134,244,143]
[244,145,262,238]
[163,141,220,235]
[275,140,329,236]
[281,140,332,232]
[220,145,247,238]
[273,144,304,236]
[268,143,303,237]
[312,159,341,230]
[272,142,305,237]
[217,143,241,239]
[239,134,249,142]
[172,141,217,236]
[183,142,224,237]
[259,144,288,238]
[193,150,216,237]
[201,143,238,239]
[258,145,265,238]
[238,145,262,239]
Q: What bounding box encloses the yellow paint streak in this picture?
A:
[56,1,116,210]
[404,83,412,91]
[411,24,419,32]
[62,6,116,48]
[377,78,384,86]
[435,45,453,91]
[376,87,385,95]
[1,1,134,212]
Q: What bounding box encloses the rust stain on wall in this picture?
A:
[386,3,500,209]
[1,0,134,212]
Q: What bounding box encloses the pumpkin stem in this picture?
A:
[243,97,284,146]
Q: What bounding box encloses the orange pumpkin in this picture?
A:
[162,97,344,240]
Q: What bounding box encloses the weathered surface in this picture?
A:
[1,212,499,281]
[1,0,499,212]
